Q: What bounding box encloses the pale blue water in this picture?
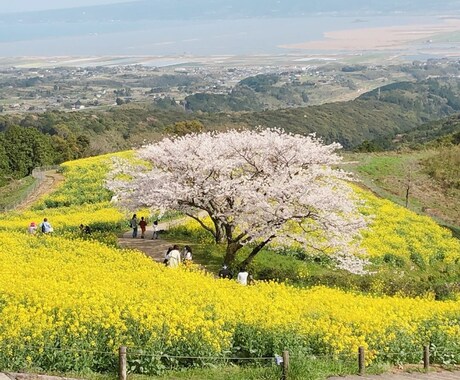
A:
[0,15,441,56]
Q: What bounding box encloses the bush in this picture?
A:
[382,253,407,267]
[410,252,426,270]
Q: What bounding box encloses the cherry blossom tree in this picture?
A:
[107,129,367,269]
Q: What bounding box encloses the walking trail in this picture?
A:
[16,170,64,211]
[118,218,185,262]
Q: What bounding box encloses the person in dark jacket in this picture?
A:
[218,265,232,279]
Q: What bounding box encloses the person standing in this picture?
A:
[139,216,147,238]
[130,214,138,238]
[167,245,182,268]
[151,220,159,240]
[237,268,249,285]
[39,218,53,234]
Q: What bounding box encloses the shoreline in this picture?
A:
[280,18,460,51]
[1,18,460,68]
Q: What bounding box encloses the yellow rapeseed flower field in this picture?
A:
[1,230,460,372]
[357,187,460,263]
[0,152,459,373]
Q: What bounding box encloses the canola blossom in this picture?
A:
[0,152,133,233]
[357,188,460,263]
[0,151,459,373]
[0,231,460,372]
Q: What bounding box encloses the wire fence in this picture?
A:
[0,165,61,212]
[1,343,459,380]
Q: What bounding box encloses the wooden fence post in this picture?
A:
[282,350,289,380]
[358,346,365,376]
[423,345,430,372]
[119,346,127,380]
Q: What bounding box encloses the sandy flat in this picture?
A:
[280,18,460,51]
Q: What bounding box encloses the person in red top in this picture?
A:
[139,216,148,239]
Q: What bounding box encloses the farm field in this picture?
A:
[0,151,459,379]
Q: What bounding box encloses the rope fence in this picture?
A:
[0,343,458,379]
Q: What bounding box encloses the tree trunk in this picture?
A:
[213,219,226,244]
[240,236,275,268]
[240,250,258,268]
[224,241,243,266]
[186,213,226,244]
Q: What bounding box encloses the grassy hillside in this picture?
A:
[345,150,460,238]
[345,111,460,235]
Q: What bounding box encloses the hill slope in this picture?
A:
[2,77,460,184]
[0,150,460,378]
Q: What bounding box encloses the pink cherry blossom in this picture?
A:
[107,129,368,272]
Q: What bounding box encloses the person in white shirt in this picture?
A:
[237,268,249,285]
[182,245,192,262]
[151,220,159,239]
[167,245,181,268]
[39,218,53,234]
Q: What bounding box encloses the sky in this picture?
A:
[0,0,133,13]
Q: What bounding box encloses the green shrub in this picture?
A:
[410,252,426,270]
[382,253,406,267]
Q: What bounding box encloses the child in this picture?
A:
[151,220,159,239]
[28,222,37,235]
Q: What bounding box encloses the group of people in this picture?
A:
[28,218,93,236]
[162,246,253,285]
[29,216,253,285]
[130,214,159,239]
[218,265,254,286]
[164,245,193,267]
[28,218,53,234]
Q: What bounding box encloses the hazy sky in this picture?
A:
[0,0,134,13]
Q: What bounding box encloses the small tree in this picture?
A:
[108,129,367,268]
[166,120,204,136]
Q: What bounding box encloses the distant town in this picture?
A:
[1,57,460,114]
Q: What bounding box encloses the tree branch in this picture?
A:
[185,213,216,239]
[240,235,276,268]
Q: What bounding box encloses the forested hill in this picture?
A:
[394,114,460,148]
[358,79,460,112]
[1,77,460,184]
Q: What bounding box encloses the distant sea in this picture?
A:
[0,15,442,57]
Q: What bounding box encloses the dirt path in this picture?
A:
[16,170,64,211]
[118,219,186,263]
